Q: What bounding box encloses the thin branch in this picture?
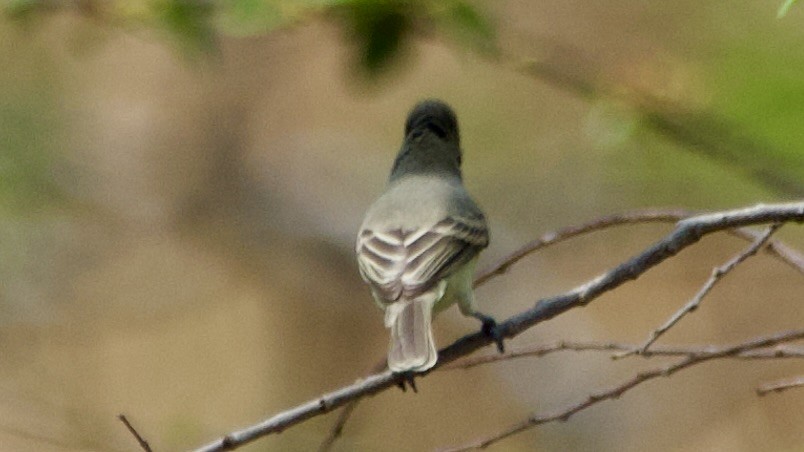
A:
[624,223,782,357]
[473,209,691,287]
[323,210,801,451]
[474,209,804,290]
[443,329,804,452]
[727,227,804,275]
[756,375,804,396]
[305,210,681,452]
[118,414,152,452]
[317,399,361,452]
[317,359,388,452]
[192,202,804,452]
[442,341,804,370]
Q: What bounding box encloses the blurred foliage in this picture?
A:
[4,0,495,71]
[0,0,800,195]
[152,0,217,54]
[218,0,289,35]
[331,0,495,74]
[336,0,415,73]
[705,42,804,195]
[0,37,63,213]
[777,0,799,18]
[0,2,802,450]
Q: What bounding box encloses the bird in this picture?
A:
[356,99,502,373]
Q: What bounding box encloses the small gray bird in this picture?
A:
[356,100,502,373]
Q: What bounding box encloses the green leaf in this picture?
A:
[218,0,285,36]
[777,0,799,18]
[151,0,217,54]
[438,0,496,54]
[337,0,413,74]
[4,0,47,22]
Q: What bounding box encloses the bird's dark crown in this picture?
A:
[404,99,459,143]
[390,99,463,181]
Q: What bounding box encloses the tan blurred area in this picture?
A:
[0,1,802,451]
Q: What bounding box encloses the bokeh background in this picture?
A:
[0,1,802,451]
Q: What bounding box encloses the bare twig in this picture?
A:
[317,399,361,452]
[324,209,802,451]
[756,375,804,396]
[442,340,804,370]
[620,223,783,357]
[727,227,804,275]
[473,209,691,287]
[443,329,804,451]
[317,359,387,452]
[192,202,804,452]
[118,414,152,452]
[474,210,803,289]
[321,210,690,452]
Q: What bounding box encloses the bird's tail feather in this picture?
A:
[385,298,437,372]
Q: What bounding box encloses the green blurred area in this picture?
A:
[0,36,62,213]
[0,1,802,451]
[712,44,804,164]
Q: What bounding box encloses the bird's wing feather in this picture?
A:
[357,214,488,303]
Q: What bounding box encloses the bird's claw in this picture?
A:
[395,371,418,393]
[475,313,505,354]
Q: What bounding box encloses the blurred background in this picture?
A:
[0,0,802,451]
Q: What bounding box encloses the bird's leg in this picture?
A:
[470,312,505,354]
[458,293,506,354]
[394,371,418,393]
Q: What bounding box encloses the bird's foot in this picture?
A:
[394,371,418,393]
[473,313,505,354]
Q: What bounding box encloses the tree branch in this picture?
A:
[118,414,152,452]
[473,209,691,287]
[727,226,804,275]
[316,398,362,452]
[756,375,804,396]
[442,340,804,371]
[622,223,782,357]
[191,201,803,452]
[443,329,804,451]
[321,207,803,451]
[316,359,387,452]
[474,209,803,289]
[321,209,695,452]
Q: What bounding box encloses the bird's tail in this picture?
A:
[385,297,437,372]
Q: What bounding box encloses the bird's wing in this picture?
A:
[357,214,488,303]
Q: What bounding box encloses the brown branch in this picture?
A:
[321,209,688,451]
[727,227,804,275]
[322,208,803,451]
[317,359,387,452]
[191,202,804,452]
[442,341,804,371]
[443,329,804,451]
[322,209,803,451]
[621,223,783,357]
[118,414,152,452]
[317,399,361,452]
[473,209,691,287]
[474,209,803,290]
[756,375,804,396]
